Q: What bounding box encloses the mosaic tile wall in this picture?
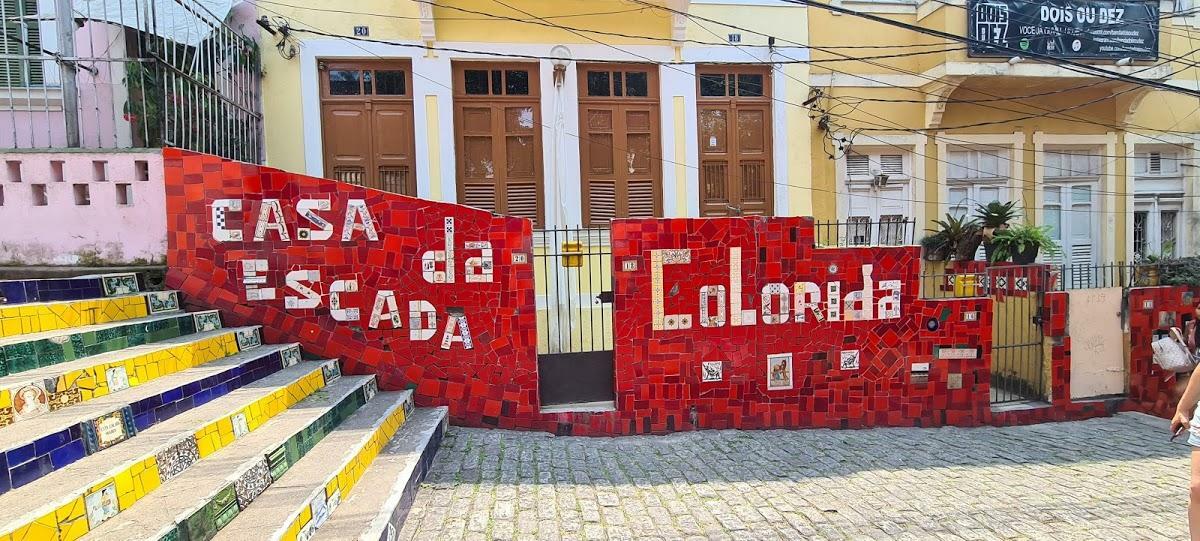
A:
[0,273,147,306]
[0,327,254,428]
[0,303,193,378]
[1126,286,1200,418]
[606,217,993,434]
[0,343,301,494]
[165,379,387,541]
[164,150,539,431]
[0,293,152,339]
[0,361,334,541]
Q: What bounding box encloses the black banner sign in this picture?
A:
[967,0,1159,60]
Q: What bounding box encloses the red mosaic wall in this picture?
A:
[164,149,542,429]
[165,150,1182,434]
[1126,286,1200,418]
[608,217,994,432]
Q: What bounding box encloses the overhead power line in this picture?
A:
[777,0,1200,99]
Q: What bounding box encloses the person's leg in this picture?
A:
[1190,449,1200,540]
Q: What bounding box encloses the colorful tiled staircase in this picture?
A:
[0,274,447,541]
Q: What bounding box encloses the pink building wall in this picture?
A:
[0,151,165,265]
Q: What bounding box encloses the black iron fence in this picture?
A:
[532,227,613,356]
[814,218,916,248]
[920,261,1184,300]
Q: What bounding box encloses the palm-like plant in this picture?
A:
[930,214,982,261]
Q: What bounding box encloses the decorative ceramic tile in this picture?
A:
[106,366,131,393]
[11,381,50,421]
[85,407,134,452]
[322,361,341,384]
[235,327,261,350]
[234,458,272,508]
[85,482,120,528]
[364,377,379,402]
[281,344,303,367]
[232,412,250,438]
[766,353,793,390]
[193,311,222,332]
[839,350,861,371]
[701,361,723,382]
[101,273,140,297]
[156,436,200,482]
[212,483,241,530]
[146,291,180,314]
[947,372,964,390]
[936,347,979,360]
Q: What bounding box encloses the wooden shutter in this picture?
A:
[453,62,543,225]
[319,61,416,195]
[696,66,773,216]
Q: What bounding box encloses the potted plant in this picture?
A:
[1134,240,1175,286]
[920,232,951,261]
[975,201,1020,263]
[989,224,1060,265]
[930,214,983,262]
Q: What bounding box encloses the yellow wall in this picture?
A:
[433,0,673,44]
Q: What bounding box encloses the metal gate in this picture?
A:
[533,228,615,407]
[988,266,1047,404]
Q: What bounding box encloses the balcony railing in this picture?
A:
[0,0,262,163]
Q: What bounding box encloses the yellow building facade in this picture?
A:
[255,0,812,228]
[807,0,1197,263]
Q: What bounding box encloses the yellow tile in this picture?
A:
[11,510,58,541]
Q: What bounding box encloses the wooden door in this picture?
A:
[319,61,416,195]
[578,64,661,226]
[697,67,773,216]
[453,63,543,225]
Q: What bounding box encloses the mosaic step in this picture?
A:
[0,272,142,306]
[0,307,213,378]
[0,359,337,541]
[313,406,448,541]
[212,391,415,541]
[0,290,181,339]
[0,326,261,428]
[0,343,302,493]
[84,376,384,541]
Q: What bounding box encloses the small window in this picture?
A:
[31,184,47,206]
[51,160,64,182]
[328,70,361,95]
[464,69,489,95]
[362,70,373,95]
[374,70,406,95]
[505,70,529,95]
[737,74,764,97]
[6,161,21,182]
[73,184,90,205]
[613,71,624,97]
[587,71,610,96]
[625,71,648,97]
[92,160,108,182]
[699,74,726,96]
[846,154,871,176]
[135,160,149,181]
[116,183,132,206]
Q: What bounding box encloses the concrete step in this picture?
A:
[213,391,415,541]
[0,343,302,493]
[0,359,339,541]
[0,273,142,306]
[0,326,261,428]
[313,407,448,541]
[80,375,381,541]
[0,307,214,377]
[0,291,179,339]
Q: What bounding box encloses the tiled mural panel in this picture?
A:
[163,150,539,431]
[609,217,993,433]
[1126,286,1200,418]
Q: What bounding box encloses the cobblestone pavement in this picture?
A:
[399,413,1190,540]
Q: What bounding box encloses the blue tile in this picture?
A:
[33,431,69,456]
[48,440,86,469]
[134,412,155,431]
[0,468,11,494]
[10,455,52,488]
[6,443,35,467]
[181,381,202,397]
[161,387,183,405]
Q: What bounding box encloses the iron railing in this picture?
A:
[0,0,262,162]
[533,227,614,356]
[814,218,916,248]
[920,261,1184,299]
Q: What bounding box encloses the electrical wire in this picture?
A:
[248,0,1199,214]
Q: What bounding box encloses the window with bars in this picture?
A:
[1133,211,1148,257]
[1,0,44,87]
